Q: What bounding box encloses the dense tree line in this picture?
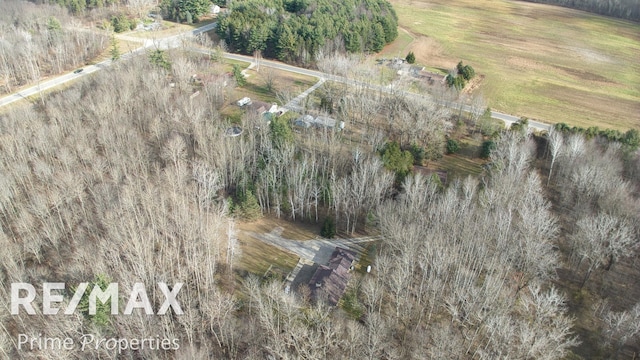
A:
[160,0,213,23]
[0,0,108,94]
[554,122,640,150]
[29,0,120,13]
[215,0,398,65]
[522,0,640,21]
[0,48,401,358]
[368,132,581,358]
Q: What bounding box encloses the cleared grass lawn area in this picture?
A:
[430,138,487,180]
[436,153,485,180]
[235,234,298,279]
[236,218,301,279]
[235,216,320,279]
[102,39,145,61]
[233,67,317,104]
[389,0,640,130]
[242,215,321,241]
[219,63,316,120]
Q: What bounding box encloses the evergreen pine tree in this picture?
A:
[405,51,416,64]
[321,217,336,238]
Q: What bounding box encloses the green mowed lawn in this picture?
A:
[389,0,640,130]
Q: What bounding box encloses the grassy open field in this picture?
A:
[228,67,317,107]
[379,28,415,59]
[235,216,321,279]
[236,218,301,279]
[386,0,640,130]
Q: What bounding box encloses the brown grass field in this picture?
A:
[235,218,301,279]
[383,0,640,130]
[235,216,322,278]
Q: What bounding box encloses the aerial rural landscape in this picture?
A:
[0,0,639,358]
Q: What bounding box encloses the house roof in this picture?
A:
[309,247,356,305]
[248,100,270,113]
[313,116,337,128]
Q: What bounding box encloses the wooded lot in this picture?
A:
[0,46,638,359]
[0,0,639,358]
[215,0,398,64]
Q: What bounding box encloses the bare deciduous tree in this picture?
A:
[547,128,563,185]
[571,212,635,287]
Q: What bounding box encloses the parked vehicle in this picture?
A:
[237,97,251,106]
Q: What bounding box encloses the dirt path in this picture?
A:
[399,27,416,56]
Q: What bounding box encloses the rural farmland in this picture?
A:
[387,0,640,130]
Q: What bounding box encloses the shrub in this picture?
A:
[149,49,171,71]
[77,274,112,327]
[481,140,496,159]
[405,51,416,64]
[446,61,475,90]
[622,129,640,150]
[446,139,460,154]
[457,61,475,80]
[235,189,262,221]
[270,116,294,149]
[407,143,425,165]
[232,64,246,86]
[111,14,131,33]
[380,141,414,185]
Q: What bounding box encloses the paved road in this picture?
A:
[0,21,550,132]
[0,22,218,109]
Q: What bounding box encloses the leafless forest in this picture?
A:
[0,0,108,94]
[0,26,639,360]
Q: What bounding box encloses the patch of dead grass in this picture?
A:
[237,215,320,241]
[235,217,301,278]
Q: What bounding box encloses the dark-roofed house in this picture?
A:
[308,247,356,305]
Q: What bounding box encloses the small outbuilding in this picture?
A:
[293,115,345,130]
[237,97,252,107]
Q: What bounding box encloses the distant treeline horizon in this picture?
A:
[520,0,640,21]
